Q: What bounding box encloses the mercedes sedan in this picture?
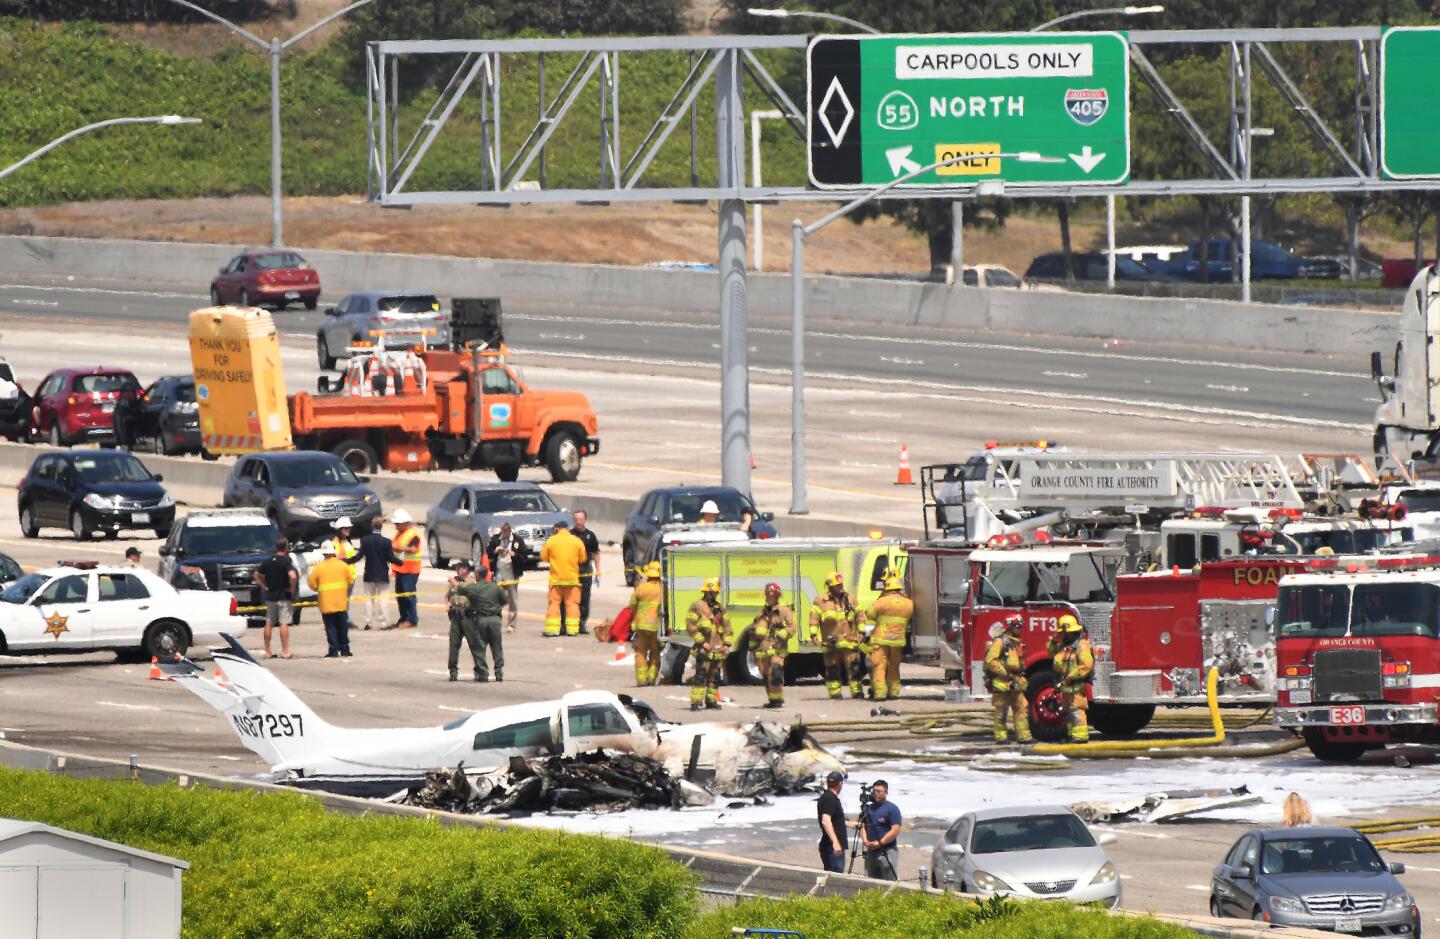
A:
[1210,827,1418,936]
[930,805,1121,908]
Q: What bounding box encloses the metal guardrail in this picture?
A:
[0,739,1340,937]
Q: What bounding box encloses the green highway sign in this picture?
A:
[807,32,1131,189]
[1381,27,1440,179]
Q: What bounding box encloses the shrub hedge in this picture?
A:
[0,766,698,938]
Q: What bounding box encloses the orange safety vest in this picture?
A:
[391,527,422,575]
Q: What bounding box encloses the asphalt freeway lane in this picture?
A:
[0,274,1376,432]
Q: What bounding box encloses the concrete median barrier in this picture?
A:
[0,440,909,540]
[0,234,1393,358]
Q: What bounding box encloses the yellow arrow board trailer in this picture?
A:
[188,306,292,455]
[658,538,907,686]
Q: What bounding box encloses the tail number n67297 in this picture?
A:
[232,713,305,738]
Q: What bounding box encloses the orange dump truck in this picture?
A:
[293,344,598,480]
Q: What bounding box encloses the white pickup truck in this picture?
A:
[0,563,246,660]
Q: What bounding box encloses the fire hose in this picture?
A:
[1031,667,1228,755]
[1353,817,1440,853]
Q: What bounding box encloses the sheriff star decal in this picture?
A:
[43,611,69,639]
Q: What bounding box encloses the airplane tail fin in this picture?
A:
[161,635,335,771]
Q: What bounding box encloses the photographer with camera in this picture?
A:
[852,779,902,881]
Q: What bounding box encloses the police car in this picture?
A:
[0,562,247,660]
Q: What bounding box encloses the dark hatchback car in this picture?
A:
[1024,252,1176,283]
[18,449,174,541]
[622,485,776,584]
[222,451,381,540]
[114,375,201,456]
[1210,827,1418,936]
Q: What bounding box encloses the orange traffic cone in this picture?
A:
[749,452,757,470]
[146,657,165,681]
[614,641,629,662]
[894,444,914,485]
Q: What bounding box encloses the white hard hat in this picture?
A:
[391,508,412,525]
[700,500,720,515]
[320,541,337,556]
[333,516,353,530]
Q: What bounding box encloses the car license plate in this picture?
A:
[1330,705,1366,725]
[1334,917,1362,933]
[1289,690,1312,705]
[101,404,115,414]
[132,512,149,523]
[285,290,300,299]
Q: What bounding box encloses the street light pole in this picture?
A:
[0,115,202,181]
[1031,4,1164,31]
[163,0,375,246]
[746,7,881,33]
[787,151,1063,514]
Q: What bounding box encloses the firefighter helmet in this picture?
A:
[765,582,782,601]
[1003,613,1024,633]
[1057,614,1083,634]
[643,561,662,580]
[701,577,721,595]
[882,574,904,593]
[825,572,844,589]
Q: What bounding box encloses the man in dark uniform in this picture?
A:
[569,509,601,635]
[458,562,508,682]
[446,560,483,682]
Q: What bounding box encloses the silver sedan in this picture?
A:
[929,805,1121,908]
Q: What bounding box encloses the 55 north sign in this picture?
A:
[807,33,1131,189]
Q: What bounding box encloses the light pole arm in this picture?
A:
[161,0,267,48]
[283,0,376,50]
[747,8,881,33]
[0,116,201,181]
[1031,5,1164,31]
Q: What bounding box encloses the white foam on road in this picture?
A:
[504,749,1440,839]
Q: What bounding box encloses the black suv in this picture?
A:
[621,485,776,584]
[114,375,201,456]
[222,451,381,540]
[18,449,174,540]
[158,509,287,626]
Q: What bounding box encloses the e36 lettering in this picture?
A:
[231,713,305,739]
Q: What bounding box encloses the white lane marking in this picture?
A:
[437,705,473,713]
[508,312,1367,378]
[513,347,1370,432]
[1043,370,1089,379]
[97,700,159,711]
[1207,383,1251,393]
[537,332,586,341]
[880,355,924,365]
[848,409,903,418]
[1185,884,1211,892]
[10,298,59,307]
[0,283,207,301]
[214,754,242,761]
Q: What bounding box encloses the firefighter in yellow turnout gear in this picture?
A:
[811,572,864,698]
[748,583,795,709]
[686,578,731,711]
[983,614,1032,744]
[1048,614,1095,743]
[627,562,664,686]
[864,575,913,701]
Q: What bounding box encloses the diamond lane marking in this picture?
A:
[818,76,855,148]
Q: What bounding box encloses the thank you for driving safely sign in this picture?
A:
[807,32,1130,189]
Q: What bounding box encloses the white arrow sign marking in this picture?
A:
[1069,145,1105,174]
[886,145,922,177]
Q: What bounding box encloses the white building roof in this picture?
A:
[0,818,189,869]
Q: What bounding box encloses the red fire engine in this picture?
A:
[1274,554,1440,761]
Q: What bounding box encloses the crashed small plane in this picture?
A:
[162,636,842,801]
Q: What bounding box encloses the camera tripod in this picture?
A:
[846,796,898,879]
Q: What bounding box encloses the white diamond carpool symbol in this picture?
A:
[818,76,855,148]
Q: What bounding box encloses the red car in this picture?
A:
[30,367,142,447]
[209,250,321,310]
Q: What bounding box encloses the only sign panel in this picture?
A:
[807,32,1131,189]
[1380,27,1440,179]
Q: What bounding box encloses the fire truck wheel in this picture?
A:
[725,648,763,685]
[1087,703,1156,739]
[332,439,379,476]
[1024,669,1069,743]
[1301,727,1368,763]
